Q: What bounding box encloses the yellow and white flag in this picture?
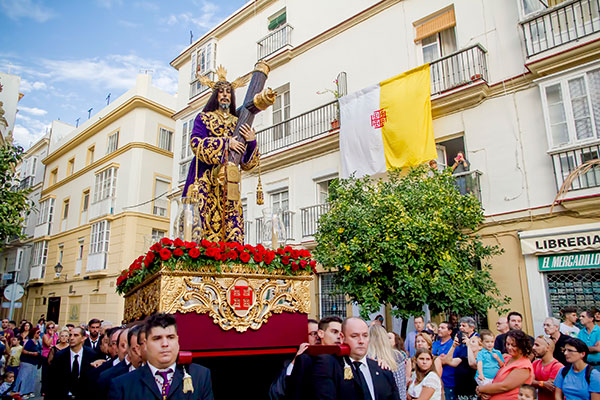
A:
[339,64,436,178]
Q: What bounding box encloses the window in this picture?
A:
[32,240,49,267]
[29,156,37,177]
[190,40,217,99]
[319,273,346,319]
[67,158,75,176]
[49,168,58,185]
[90,220,110,254]
[542,67,600,149]
[520,0,547,16]
[272,83,290,140]
[37,198,55,226]
[86,146,95,166]
[271,190,289,213]
[158,127,173,151]
[62,200,69,220]
[181,117,195,160]
[268,9,286,31]
[82,190,89,212]
[421,28,457,63]
[153,178,170,217]
[94,167,118,203]
[179,160,192,183]
[78,239,84,260]
[106,131,119,154]
[317,179,334,204]
[58,244,64,264]
[151,229,165,242]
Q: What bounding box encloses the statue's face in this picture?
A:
[218,87,232,110]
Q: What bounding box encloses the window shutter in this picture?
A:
[414,7,456,43]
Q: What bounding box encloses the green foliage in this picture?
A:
[314,166,509,319]
[0,143,31,249]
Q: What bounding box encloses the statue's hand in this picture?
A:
[240,124,256,142]
[230,138,246,154]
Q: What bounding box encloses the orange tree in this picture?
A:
[0,143,30,250]
[314,167,509,319]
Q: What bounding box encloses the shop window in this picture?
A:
[546,270,600,318]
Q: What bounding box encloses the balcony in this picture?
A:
[452,170,483,204]
[430,44,489,95]
[521,0,600,58]
[19,176,34,190]
[87,252,108,274]
[551,142,600,191]
[29,265,46,282]
[257,24,293,60]
[34,221,51,238]
[256,101,338,155]
[89,197,115,221]
[300,203,330,238]
[254,211,295,245]
[244,220,254,245]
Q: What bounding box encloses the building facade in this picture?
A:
[169,0,600,334]
[25,74,176,326]
[0,72,22,144]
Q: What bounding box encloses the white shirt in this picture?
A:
[407,371,442,400]
[70,347,83,375]
[346,357,375,400]
[89,338,99,349]
[560,322,580,338]
[112,357,121,366]
[148,362,177,393]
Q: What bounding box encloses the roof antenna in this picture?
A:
[106,93,111,105]
[88,108,93,119]
[190,30,193,45]
[75,118,80,128]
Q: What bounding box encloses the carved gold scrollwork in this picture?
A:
[123,263,313,332]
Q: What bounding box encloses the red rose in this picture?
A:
[311,266,317,274]
[244,244,253,252]
[173,248,184,256]
[291,261,299,271]
[117,275,125,286]
[284,245,293,254]
[281,256,290,265]
[276,248,285,256]
[150,242,162,252]
[309,260,316,268]
[291,250,299,259]
[254,254,263,263]
[239,252,251,263]
[174,238,184,247]
[144,251,155,267]
[159,248,172,261]
[160,237,173,246]
[255,244,265,255]
[201,239,211,248]
[206,247,215,257]
[300,249,311,258]
[189,247,201,259]
[227,250,238,261]
[300,260,308,269]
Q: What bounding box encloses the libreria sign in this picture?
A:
[535,234,600,250]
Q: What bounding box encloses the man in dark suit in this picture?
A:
[95,326,133,400]
[108,313,213,400]
[313,317,399,400]
[47,326,99,400]
[83,318,102,352]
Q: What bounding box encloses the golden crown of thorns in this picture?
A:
[198,65,251,90]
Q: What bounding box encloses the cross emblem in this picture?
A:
[230,285,253,310]
[370,108,387,129]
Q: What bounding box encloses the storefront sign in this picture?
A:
[519,224,600,255]
[538,251,600,271]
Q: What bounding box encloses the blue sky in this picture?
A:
[0,0,246,148]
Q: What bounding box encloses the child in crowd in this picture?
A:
[0,371,21,400]
[517,384,537,400]
[5,338,21,380]
[476,329,505,385]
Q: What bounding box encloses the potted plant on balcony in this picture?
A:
[317,79,342,131]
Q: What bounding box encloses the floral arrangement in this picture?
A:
[316,79,342,99]
[116,238,317,295]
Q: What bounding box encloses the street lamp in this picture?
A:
[54,262,63,277]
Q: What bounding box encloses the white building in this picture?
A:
[169,0,600,334]
[0,72,22,143]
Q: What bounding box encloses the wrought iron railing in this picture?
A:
[244,220,253,245]
[452,169,483,203]
[257,24,293,60]
[19,176,34,190]
[430,44,489,95]
[300,203,330,238]
[550,142,600,190]
[521,0,600,57]
[256,101,338,155]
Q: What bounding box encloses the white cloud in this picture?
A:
[20,79,48,92]
[0,0,57,22]
[19,106,47,116]
[95,0,122,9]
[133,1,159,12]
[164,1,222,30]
[13,118,49,149]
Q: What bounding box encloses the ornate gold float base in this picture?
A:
[123,263,313,333]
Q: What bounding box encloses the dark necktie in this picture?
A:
[352,361,373,400]
[72,354,80,379]
[156,369,173,400]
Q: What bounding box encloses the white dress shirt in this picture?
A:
[89,338,99,350]
[346,356,375,400]
[148,362,177,393]
[70,347,83,375]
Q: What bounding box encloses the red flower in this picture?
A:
[174,238,184,247]
[284,246,293,254]
[227,250,238,261]
[144,251,155,267]
[300,249,311,258]
[255,244,265,255]
[264,251,275,265]
[300,260,308,269]
[312,266,317,274]
[309,260,316,268]
[189,247,201,259]
[185,241,197,249]
[173,248,184,257]
[160,237,173,246]
[291,261,299,271]
[159,248,172,261]
[117,275,125,286]
[206,247,215,258]
[253,254,263,263]
[276,248,285,256]
[291,250,299,259]
[244,244,253,252]
[150,242,162,252]
[239,252,251,263]
[201,239,211,248]
[281,256,290,265]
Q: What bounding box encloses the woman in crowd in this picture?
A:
[407,348,442,400]
[41,321,57,395]
[412,332,443,377]
[426,322,439,341]
[476,330,534,400]
[554,337,600,399]
[47,328,69,365]
[17,323,31,345]
[369,325,407,400]
[13,328,41,399]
